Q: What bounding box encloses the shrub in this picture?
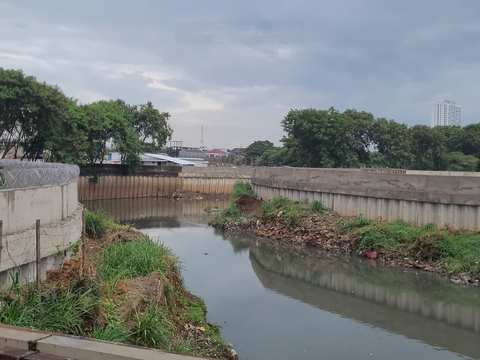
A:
[311,200,328,214]
[85,210,109,238]
[232,181,253,200]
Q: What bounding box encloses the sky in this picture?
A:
[1,0,479,149]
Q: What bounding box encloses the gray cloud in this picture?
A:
[1,0,479,148]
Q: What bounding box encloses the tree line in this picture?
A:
[248,107,480,172]
[0,68,172,173]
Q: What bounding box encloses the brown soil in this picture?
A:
[236,194,262,215]
[212,198,479,284]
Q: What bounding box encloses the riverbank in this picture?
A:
[168,190,231,202]
[0,210,236,360]
[210,182,480,285]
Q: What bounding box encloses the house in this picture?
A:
[230,148,246,156]
[205,149,228,158]
[178,148,205,158]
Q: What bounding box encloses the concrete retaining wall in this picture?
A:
[0,172,82,287]
[78,166,254,201]
[251,167,480,230]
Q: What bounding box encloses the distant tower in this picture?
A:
[200,126,204,148]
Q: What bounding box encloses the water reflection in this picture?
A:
[86,198,480,360]
[220,234,480,359]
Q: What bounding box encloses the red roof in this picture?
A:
[206,149,227,154]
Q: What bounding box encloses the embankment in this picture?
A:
[0,212,236,360]
[210,183,480,285]
[78,165,253,201]
[251,167,480,231]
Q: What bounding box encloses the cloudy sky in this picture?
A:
[1,0,479,148]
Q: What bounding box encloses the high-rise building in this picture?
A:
[432,100,461,127]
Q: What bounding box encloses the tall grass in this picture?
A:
[98,238,174,283]
[0,283,98,336]
[232,181,253,200]
[131,307,172,349]
[85,210,110,238]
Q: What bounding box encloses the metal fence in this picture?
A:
[0,160,80,189]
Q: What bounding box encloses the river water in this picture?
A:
[84,198,480,360]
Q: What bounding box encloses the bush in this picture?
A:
[232,181,253,200]
[85,210,109,238]
[131,307,172,349]
[311,200,328,214]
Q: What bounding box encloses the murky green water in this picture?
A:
[84,198,480,360]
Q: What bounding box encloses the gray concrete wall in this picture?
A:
[251,167,480,230]
[0,181,82,287]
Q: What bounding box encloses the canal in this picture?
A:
[84,198,480,360]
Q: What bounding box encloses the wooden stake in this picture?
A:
[36,219,41,292]
[82,209,86,278]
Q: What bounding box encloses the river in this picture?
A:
[84,198,480,360]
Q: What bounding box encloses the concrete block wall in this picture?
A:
[0,181,83,287]
[252,167,480,231]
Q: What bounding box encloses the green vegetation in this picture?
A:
[261,197,309,225]
[346,216,480,276]
[0,68,172,173]
[0,211,231,359]
[0,282,98,335]
[85,209,121,238]
[232,181,254,200]
[98,239,174,282]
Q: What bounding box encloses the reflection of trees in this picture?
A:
[213,229,250,254]
[250,253,480,360]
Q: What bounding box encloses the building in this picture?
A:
[106,152,196,166]
[178,148,205,158]
[205,149,228,158]
[432,100,461,127]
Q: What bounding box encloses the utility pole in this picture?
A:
[201,126,204,149]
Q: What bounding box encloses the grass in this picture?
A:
[85,209,120,238]
[232,181,254,200]
[131,306,172,349]
[0,282,98,336]
[344,216,480,276]
[261,197,310,225]
[98,238,175,283]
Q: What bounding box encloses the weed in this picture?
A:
[437,234,480,275]
[260,197,309,225]
[85,210,108,238]
[91,321,130,343]
[342,216,374,232]
[131,306,172,349]
[0,283,98,336]
[421,223,437,232]
[98,239,174,283]
[232,181,253,200]
[311,200,328,214]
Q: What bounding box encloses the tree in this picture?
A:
[125,101,173,152]
[244,140,274,162]
[257,147,285,166]
[281,107,374,168]
[440,152,479,172]
[84,100,142,174]
[409,125,445,171]
[369,118,412,169]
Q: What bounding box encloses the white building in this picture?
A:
[432,100,461,127]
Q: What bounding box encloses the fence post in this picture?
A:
[36,219,40,292]
[82,209,86,278]
[0,220,3,270]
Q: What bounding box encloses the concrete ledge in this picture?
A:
[0,326,206,360]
